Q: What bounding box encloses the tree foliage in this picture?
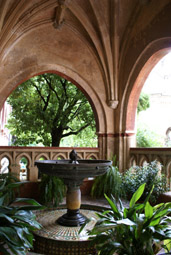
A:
[7,73,96,147]
[137,92,150,113]
[136,125,164,147]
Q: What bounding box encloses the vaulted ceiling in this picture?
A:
[0,0,171,134]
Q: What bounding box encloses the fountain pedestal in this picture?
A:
[57,185,87,226]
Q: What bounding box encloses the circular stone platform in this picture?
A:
[33,205,106,255]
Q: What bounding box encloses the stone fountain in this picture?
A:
[34,150,112,254]
[35,150,112,226]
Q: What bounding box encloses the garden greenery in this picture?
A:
[91,156,124,201]
[39,174,66,207]
[86,184,171,255]
[91,159,168,204]
[136,125,164,147]
[122,161,168,203]
[0,173,43,254]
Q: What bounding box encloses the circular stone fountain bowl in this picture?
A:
[35,159,112,180]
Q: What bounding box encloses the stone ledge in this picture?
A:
[157,192,171,203]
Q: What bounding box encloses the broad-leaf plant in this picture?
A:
[0,173,43,255]
[87,184,171,255]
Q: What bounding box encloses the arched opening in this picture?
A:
[0,157,9,174]
[126,48,171,142]
[19,157,28,181]
[120,43,171,173]
[137,52,171,147]
[0,65,107,136]
[1,72,99,148]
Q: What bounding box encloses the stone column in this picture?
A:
[29,166,38,182]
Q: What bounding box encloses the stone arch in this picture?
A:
[16,153,31,181]
[52,153,67,160]
[166,127,171,136]
[166,160,171,187]
[85,153,98,160]
[152,156,163,165]
[0,152,12,165]
[76,153,83,159]
[129,155,137,168]
[35,153,49,161]
[139,155,149,167]
[119,38,171,169]
[165,127,171,145]
[0,153,12,173]
[16,153,31,167]
[122,39,171,133]
[0,64,106,141]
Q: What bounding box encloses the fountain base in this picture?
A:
[33,205,107,255]
[57,209,87,226]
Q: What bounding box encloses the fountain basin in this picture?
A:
[35,159,112,181]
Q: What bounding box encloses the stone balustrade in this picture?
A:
[130,147,171,188]
[0,146,99,182]
[0,146,170,189]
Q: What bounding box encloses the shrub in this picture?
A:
[122,161,168,203]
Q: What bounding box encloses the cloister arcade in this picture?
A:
[0,0,171,187]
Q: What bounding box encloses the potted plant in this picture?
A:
[85,183,171,255]
[0,173,43,255]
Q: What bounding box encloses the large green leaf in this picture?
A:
[0,213,14,223]
[129,183,146,208]
[90,223,116,235]
[116,218,136,226]
[14,198,42,206]
[0,227,19,245]
[0,194,6,206]
[145,202,153,219]
[164,239,171,252]
[104,194,120,217]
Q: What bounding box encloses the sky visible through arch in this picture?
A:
[137,51,171,146]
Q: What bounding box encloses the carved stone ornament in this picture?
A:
[54,0,67,29]
[108,100,119,109]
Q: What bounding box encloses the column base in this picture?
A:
[56,209,87,227]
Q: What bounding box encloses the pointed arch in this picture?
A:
[0,63,107,136]
[121,39,171,134]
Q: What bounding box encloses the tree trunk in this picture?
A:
[51,128,63,147]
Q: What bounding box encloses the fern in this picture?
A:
[39,174,66,207]
[91,156,124,201]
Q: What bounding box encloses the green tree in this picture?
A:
[137,92,150,113]
[136,124,164,147]
[7,73,96,147]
